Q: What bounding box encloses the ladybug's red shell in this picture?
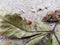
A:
[27,20,32,25]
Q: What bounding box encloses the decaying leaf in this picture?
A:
[0,13,51,38]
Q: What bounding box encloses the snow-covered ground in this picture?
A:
[0,0,60,21]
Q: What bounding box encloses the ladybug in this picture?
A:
[27,20,32,25]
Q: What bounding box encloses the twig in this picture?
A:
[53,32,60,45]
[52,23,58,31]
[51,22,60,45]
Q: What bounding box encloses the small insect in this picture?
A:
[27,20,32,25]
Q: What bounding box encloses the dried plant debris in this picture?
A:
[0,39,22,45]
[43,10,60,22]
[37,8,43,12]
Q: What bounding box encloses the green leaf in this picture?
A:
[34,20,51,31]
[55,32,60,42]
[25,33,52,45]
[52,32,60,45]
[0,13,51,38]
[46,39,52,45]
[25,35,44,45]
